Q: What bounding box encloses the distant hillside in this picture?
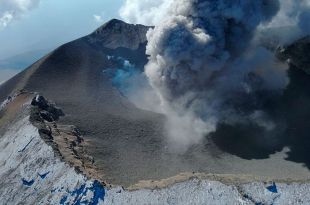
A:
[0,69,20,85]
[0,49,50,71]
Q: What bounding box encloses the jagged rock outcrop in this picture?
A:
[0,94,106,204]
[87,19,151,50]
[31,95,64,122]
[28,94,101,182]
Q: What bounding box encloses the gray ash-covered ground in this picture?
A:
[0,20,310,187]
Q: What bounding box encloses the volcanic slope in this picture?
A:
[1,19,310,187]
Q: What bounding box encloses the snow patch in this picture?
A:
[0,95,14,111]
[0,116,105,204]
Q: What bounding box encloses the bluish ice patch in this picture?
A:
[267,182,278,193]
[89,180,105,205]
[18,138,34,152]
[38,171,50,179]
[71,184,86,204]
[60,180,105,205]
[60,195,68,205]
[22,178,35,186]
[80,200,90,205]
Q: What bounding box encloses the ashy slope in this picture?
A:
[1,88,310,204]
[1,20,310,188]
[0,19,169,186]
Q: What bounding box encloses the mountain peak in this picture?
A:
[88,19,151,50]
[100,18,128,29]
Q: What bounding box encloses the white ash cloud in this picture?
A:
[119,0,310,43]
[0,0,41,29]
[119,0,173,26]
[144,0,292,151]
[93,14,105,23]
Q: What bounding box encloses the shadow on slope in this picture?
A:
[211,66,310,169]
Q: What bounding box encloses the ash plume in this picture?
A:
[144,0,291,151]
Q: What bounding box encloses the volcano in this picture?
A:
[1,19,310,204]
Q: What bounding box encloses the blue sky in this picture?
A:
[0,0,123,60]
[0,0,175,83]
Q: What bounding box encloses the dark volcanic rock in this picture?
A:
[278,36,310,74]
[214,36,310,167]
[39,110,55,122]
[31,95,48,110]
[31,95,64,121]
[88,19,151,50]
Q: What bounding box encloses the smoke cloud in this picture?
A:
[144,0,294,151]
[119,0,172,26]
[0,0,41,29]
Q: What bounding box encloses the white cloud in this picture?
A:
[119,0,173,26]
[93,14,104,23]
[0,12,14,28]
[0,0,41,29]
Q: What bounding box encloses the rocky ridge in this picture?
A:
[29,95,105,183]
[87,19,151,50]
